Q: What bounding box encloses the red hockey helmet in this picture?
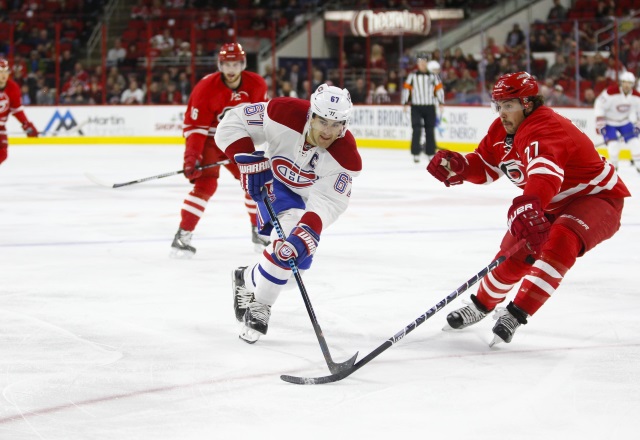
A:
[0,58,9,73]
[217,43,246,71]
[492,72,539,104]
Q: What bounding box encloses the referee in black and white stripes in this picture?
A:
[402,53,444,163]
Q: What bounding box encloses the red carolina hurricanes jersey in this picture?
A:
[465,106,631,212]
[182,70,268,140]
[0,78,28,131]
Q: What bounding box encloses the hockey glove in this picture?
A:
[274,224,320,264]
[595,116,606,135]
[235,151,273,202]
[507,195,550,254]
[22,121,38,138]
[427,149,467,187]
[183,152,203,180]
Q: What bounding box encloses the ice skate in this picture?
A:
[443,294,491,331]
[251,226,270,252]
[170,228,196,259]
[239,301,271,344]
[232,266,253,321]
[489,302,528,347]
[413,155,420,163]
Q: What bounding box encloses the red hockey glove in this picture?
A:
[274,223,320,264]
[235,151,273,202]
[22,121,39,138]
[183,153,203,180]
[427,150,467,187]
[595,116,606,135]
[507,195,550,254]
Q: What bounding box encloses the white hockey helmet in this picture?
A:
[427,60,441,73]
[619,71,636,84]
[309,83,353,137]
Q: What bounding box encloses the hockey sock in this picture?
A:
[475,252,533,311]
[626,137,640,168]
[179,181,216,231]
[513,225,580,315]
[607,141,620,169]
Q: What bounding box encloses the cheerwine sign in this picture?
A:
[351,10,431,36]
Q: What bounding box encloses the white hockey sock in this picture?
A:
[626,137,640,168]
[607,141,620,168]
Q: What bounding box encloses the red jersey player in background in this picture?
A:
[427,71,630,346]
[0,57,39,167]
[171,43,269,259]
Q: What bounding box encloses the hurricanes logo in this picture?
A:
[44,110,83,135]
[0,95,9,113]
[500,159,525,185]
[230,90,249,102]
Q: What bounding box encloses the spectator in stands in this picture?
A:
[107,38,126,67]
[59,49,76,79]
[622,39,640,77]
[604,58,628,81]
[299,79,311,100]
[212,8,232,30]
[546,84,572,107]
[148,81,162,104]
[582,88,596,107]
[278,80,298,98]
[465,53,479,73]
[287,63,301,95]
[591,52,609,82]
[547,53,568,81]
[370,44,387,73]
[547,0,567,21]
[505,23,525,52]
[107,80,122,104]
[122,43,139,70]
[121,79,144,104]
[26,50,46,76]
[483,53,501,83]
[35,77,54,105]
[151,29,175,57]
[530,33,554,52]
[311,67,324,90]
[250,9,269,31]
[595,0,615,20]
[20,83,31,105]
[484,36,502,57]
[386,70,400,94]
[160,82,182,104]
[453,68,480,104]
[351,77,367,104]
[176,71,191,103]
[87,75,103,104]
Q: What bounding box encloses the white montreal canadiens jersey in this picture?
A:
[214,98,362,230]
[594,85,640,126]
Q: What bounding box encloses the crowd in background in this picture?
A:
[1,0,639,107]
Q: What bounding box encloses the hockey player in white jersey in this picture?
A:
[215,84,362,343]
[594,71,640,171]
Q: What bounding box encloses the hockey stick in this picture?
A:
[262,192,358,375]
[281,238,526,385]
[7,120,90,137]
[85,160,230,188]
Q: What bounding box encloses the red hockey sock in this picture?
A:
[513,225,581,315]
[244,192,258,226]
[179,183,216,231]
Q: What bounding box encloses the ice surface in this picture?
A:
[0,145,638,439]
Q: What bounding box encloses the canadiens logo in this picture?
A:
[500,159,525,185]
[271,156,317,188]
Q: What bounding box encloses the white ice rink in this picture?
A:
[1,144,638,439]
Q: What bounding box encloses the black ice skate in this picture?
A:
[239,301,271,344]
[170,228,196,259]
[232,266,253,322]
[443,294,491,331]
[489,302,528,347]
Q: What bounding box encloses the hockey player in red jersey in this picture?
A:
[427,71,631,346]
[0,57,39,166]
[171,43,270,258]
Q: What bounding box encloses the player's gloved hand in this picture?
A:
[427,149,467,187]
[235,151,273,202]
[183,153,203,180]
[274,223,320,264]
[22,121,38,138]
[507,195,550,254]
[595,116,606,135]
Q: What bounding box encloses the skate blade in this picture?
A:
[239,325,261,344]
[489,334,504,348]
[169,248,195,260]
